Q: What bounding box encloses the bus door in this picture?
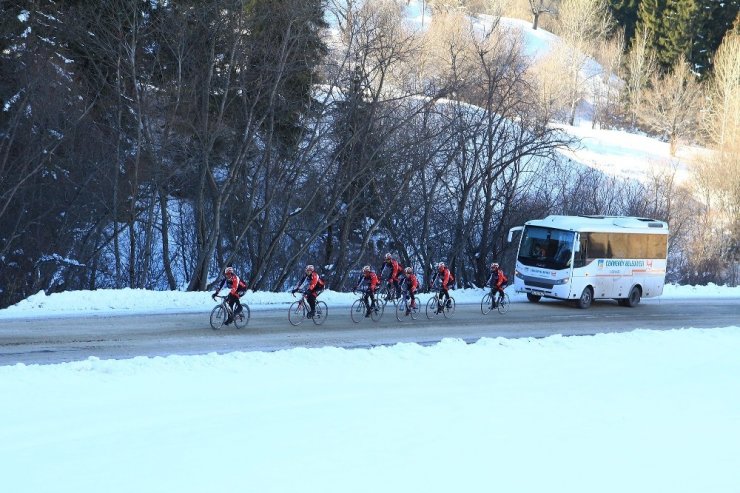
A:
[571,232,608,298]
[570,232,585,298]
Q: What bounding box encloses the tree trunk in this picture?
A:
[159,190,176,290]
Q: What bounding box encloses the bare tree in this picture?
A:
[637,57,702,156]
[591,30,625,129]
[624,25,658,128]
[528,0,558,30]
[556,0,613,125]
[692,31,740,284]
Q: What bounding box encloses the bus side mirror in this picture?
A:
[508,226,523,243]
[574,234,581,252]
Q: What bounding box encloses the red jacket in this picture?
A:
[216,274,247,298]
[490,269,507,288]
[382,259,403,281]
[306,271,324,291]
[358,271,379,291]
[435,268,452,289]
[404,273,419,293]
[390,260,403,280]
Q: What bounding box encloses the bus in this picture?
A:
[508,215,669,308]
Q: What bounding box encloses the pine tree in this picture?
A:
[244,0,328,149]
[658,0,698,70]
[690,0,740,74]
[637,0,738,74]
[609,0,640,43]
[637,0,665,34]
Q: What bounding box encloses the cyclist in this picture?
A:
[487,262,508,307]
[430,262,454,313]
[379,253,403,299]
[354,265,380,317]
[291,264,325,319]
[400,266,419,315]
[211,266,248,325]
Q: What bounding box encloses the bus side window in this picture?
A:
[574,236,587,268]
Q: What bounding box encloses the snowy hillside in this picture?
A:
[396,2,700,185]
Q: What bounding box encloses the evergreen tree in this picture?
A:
[690,0,739,73]
[609,0,640,43]
[243,0,328,149]
[637,0,665,35]
[637,0,738,74]
[658,0,698,70]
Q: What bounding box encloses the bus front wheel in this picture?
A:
[526,293,541,303]
[577,287,593,309]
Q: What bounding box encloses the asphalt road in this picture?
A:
[0,297,737,366]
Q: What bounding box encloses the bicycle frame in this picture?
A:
[210,295,249,329]
[288,291,328,326]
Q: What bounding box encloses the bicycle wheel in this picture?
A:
[370,301,383,322]
[481,293,493,315]
[497,294,511,314]
[288,300,305,326]
[379,284,392,306]
[377,285,387,306]
[388,284,399,306]
[351,299,365,323]
[409,299,420,320]
[313,301,328,325]
[234,304,250,328]
[426,296,441,319]
[395,299,406,322]
[443,297,456,318]
[210,304,226,329]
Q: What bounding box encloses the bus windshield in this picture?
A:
[519,226,575,270]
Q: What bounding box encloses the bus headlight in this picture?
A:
[515,269,522,278]
[554,277,570,285]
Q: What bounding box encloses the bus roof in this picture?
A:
[525,215,669,234]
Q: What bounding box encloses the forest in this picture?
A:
[1,0,738,308]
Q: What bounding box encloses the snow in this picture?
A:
[1,287,739,491]
[554,123,705,184]
[1,5,735,490]
[2,283,738,319]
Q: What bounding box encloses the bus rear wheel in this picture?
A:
[526,293,541,303]
[577,287,593,309]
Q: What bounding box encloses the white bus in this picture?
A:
[508,215,669,308]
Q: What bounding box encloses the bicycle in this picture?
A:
[210,295,250,329]
[426,288,455,319]
[288,291,328,326]
[481,290,511,315]
[350,290,384,323]
[378,279,400,306]
[395,290,420,321]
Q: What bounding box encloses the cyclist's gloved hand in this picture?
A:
[291,289,297,294]
[211,293,217,300]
